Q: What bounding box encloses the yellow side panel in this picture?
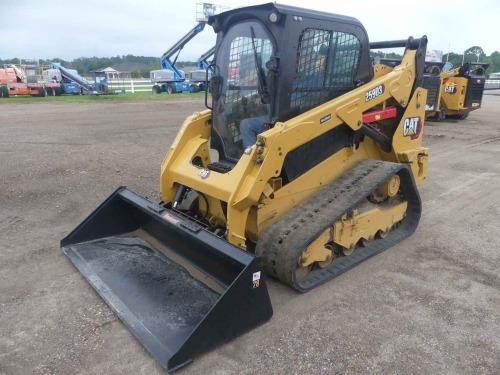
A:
[441,77,468,111]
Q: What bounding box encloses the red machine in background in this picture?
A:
[0,62,62,98]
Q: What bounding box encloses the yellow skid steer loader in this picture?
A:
[62,3,430,372]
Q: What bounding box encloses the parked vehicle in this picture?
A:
[0,63,61,97]
[151,22,207,94]
[43,63,81,95]
[47,62,119,95]
[187,46,215,92]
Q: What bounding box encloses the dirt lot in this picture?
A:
[1,93,499,375]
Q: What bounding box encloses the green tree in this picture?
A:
[140,62,159,78]
[443,52,463,69]
[131,69,142,78]
[464,46,485,63]
[489,51,500,75]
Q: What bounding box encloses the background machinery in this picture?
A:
[151,3,225,95]
[0,67,16,97]
[151,22,207,94]
[62,3,430,372]
[187,46,215,91]
[0,63,61,97]
[44,63,82,95]
[44,63,119,95]
[197,46,215,72]
[425,61,488,121]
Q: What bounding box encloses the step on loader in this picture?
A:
[62,3,430,372]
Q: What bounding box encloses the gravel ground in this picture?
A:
[0,92,499,375]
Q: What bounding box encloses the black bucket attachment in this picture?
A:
[61,187,273,372]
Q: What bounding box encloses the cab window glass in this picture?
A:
[291,28,361,112]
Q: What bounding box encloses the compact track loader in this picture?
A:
[424,61,488,121]
[62,3,430,372]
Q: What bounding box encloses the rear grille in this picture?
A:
[464,76,485,107]
[422,74,441,111]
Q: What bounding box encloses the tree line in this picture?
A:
[371,46,499,75]
[0,55,197,78]
[1,46,499,78]
[443,46,500,74]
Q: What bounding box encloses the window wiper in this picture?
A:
[250,26,269,104]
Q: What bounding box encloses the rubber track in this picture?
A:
[255,159,422,292]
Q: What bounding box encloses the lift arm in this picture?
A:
[50,62,94,91]
[160,22,206,81]
[197,46,215,72]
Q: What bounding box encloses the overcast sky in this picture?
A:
[1,0,498,62]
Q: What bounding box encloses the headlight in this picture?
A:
[268,11,279,23]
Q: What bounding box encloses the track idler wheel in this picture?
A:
[296,230,334,277]
[341,244,355,256]
[318,244,335,269]
[377,228,391,239]
[361,235,374,247]
[295,263,313,281]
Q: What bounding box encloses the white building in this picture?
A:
[96,67,131,80]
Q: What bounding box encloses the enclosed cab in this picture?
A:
[207,3,373,162]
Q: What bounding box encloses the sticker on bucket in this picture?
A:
[162,211,180,224]
[253,271,261,288]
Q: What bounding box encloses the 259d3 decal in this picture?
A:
[365,84,385,102]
